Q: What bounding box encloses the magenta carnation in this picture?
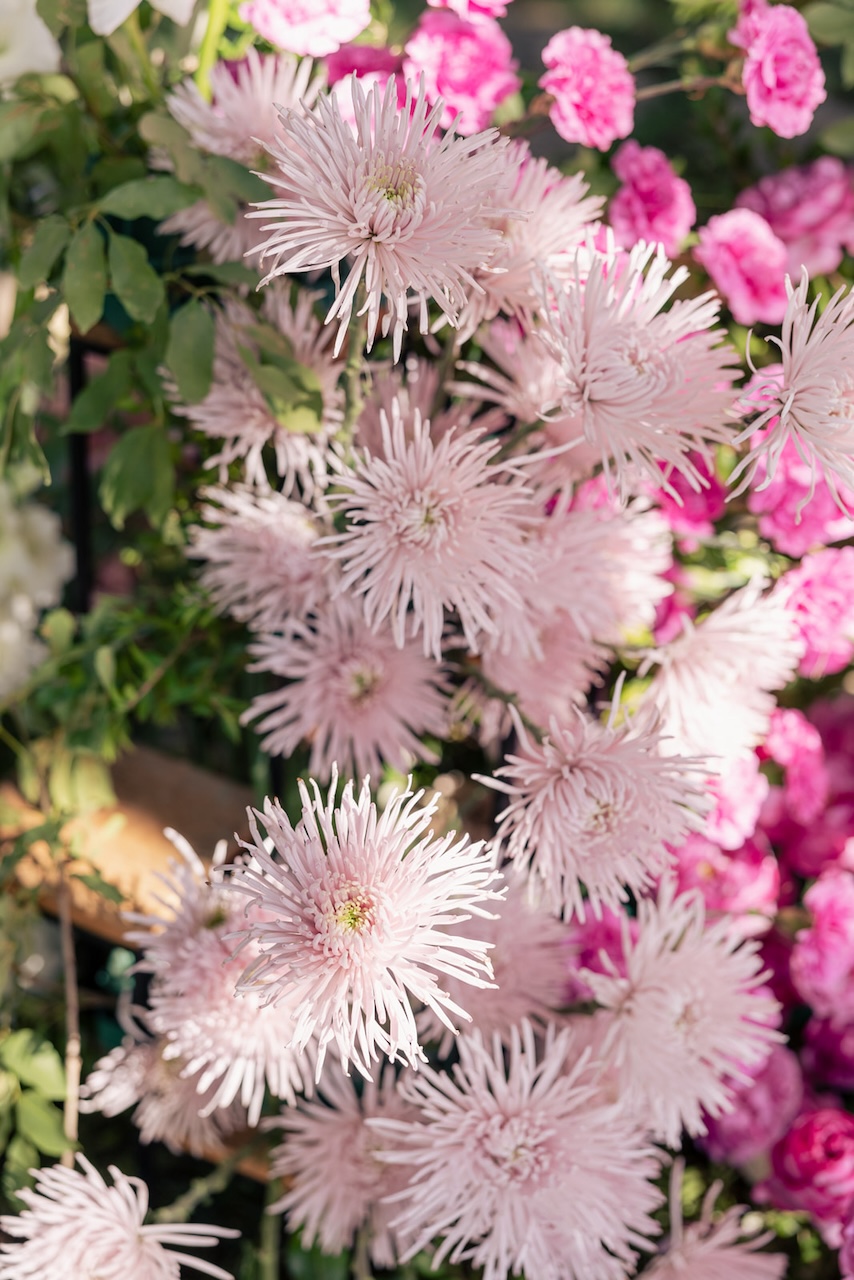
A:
[737,158,854,277]
[693,209,788,326]
[609,141,696,257]
[238,0,370,56]
[539,27,635,151]
[403,10,520,135]
[760,1106,854,1245]
[781,547,854,678]
[730,0,827,139]
[791,870,854,1025]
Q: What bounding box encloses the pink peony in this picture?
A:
[403,10,520,135]
[670,833,779,937]
[737,158,854,277]
[791,870,854,1024]
[803,1019,854,1092]
[539,27,635,151]
[781,547,854,678]
[759,1106,854,1245]
[730,0,827,139]
[694,209,788,325]
[239,0,370,56]
[701,1046,803,1168]
[609,141,696,257]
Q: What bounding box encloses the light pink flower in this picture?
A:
[238,0,370,56]
[0,1154,237,1279]
[609,141,696,257]
[428,0,510,15]
[693,209,788,326]
[371,1020,663,1280]
[730,0,826,139]
[737,158,854,278]
[644,1158,786,1278]
[251,76,511,358]
[187,484,328,632]
[700,1046,804,1167]
[267,1063,417,1268]
[704,753,769,849]
[781,547,854,678]
[403,11,520,135]
[226,773,502,1076]
[791,869,854,1025]
[537,242,740,502]
[482,705,706,920]
[670,833,780,937]
[580,878,781,1145]
[242,594,448,780]
[323,402,534,661]
[158,201,272,271]
[539,27,635,151]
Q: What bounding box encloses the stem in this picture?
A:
[259,1180,282,1280]
[628,31,689,73]
[59,862,81,1168]
[195,0,230,100]
[341,298,368,438]
[429,329,459,420]
[121,630,194,714]
[499,92,553,139]
[124,9,160,101]
[635,74,726,102]
[152,1139,264,1224]
[352,1228,372,1280]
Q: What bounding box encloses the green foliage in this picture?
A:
[63,222,107,335]
[238,323,325,434]
[164,300,215,403]
[17,215,70,290]
[97,176,199,220]
[0,1031,65,1101]
[99,423,175,529]
[107,231,166,324]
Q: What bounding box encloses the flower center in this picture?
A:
[474,1112,555,1190]
[369,156,421,209]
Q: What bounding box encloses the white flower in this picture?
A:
[87,0,194,38]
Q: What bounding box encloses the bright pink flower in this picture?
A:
[428,0,510,16]
[730,0,826,139]
[609,141,696,257]
[564,906,637,1003]
[802,1019,854,1091]
[403,10,520,135]
[737,158,854,277]
[704,754,769,850]
[700,1045,803,1166]
[747,419,854,558]
[759,1106,854,1245]
[239,0,370,56]
[791,870,854,1025]
[651,452,726,550]
[694,209,788,326]
[781,547,854,678]
[324,42,401,85]
[539,27,635,151]
[762,706,829,825]
[670,833,779,937]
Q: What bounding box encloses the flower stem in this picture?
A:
[59,861,81,1168]
[152,1138,265,1224]
[341,296,368,438]
[635,74,727,102]
[124,9,160,102]
[259,1180,282,1280]
[195,0,230,100]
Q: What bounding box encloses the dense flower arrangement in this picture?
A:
[1,0,854,1277]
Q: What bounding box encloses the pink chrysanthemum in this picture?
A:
[188,484,328,632]
[356,353,504,455]
[250,76,512,358]
[371,1020,663,1280]
[226,772,502,1076]
[266,1063,418,1268]
[537,243,739,501]
[640,577,804,764]
[158,201,272,271]
[323,400,534,661]
[416,870,568,1053]
[579,878,781,1146]
[644,1158,786,1278]
[242,593,449,779]
[0,1154,237,1279]
[481,705,706,919]
[730,272,854,510]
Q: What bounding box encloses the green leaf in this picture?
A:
[108,232,165,325]
[803,1,854,41]
[98,176,200,220]
[63,349,134,435]
[2,1134,38,1201]
[69,754,117,812]
[40,608,77,655]
[63,222,107,335]
[842,40,854,87]
[0,102,43,164]
[164,301,214,403]
[183,261,259,288]
[0,1032,65,1101]
[99,424,175,529]
[93,645,116,691]
[0,821,63,887]
[36,0,87,33]
[205,155,271,205]
[71,869,123,904]
[237,338,325,432]
[138,112,207,187]
[820,115,854,155]
[17,216,70,291]
[15,1091,69,1157]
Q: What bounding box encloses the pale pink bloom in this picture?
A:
[539,27,635,150]
[694,209,788,326]
[536,242,740,502]
[187,484,328,632]
[609,141,696,257]
[483,706,706,920]
[226,773,502,1076]
[238,0,370,56]
[323,402,534,661]
[669,833,780,938]
[166,49,321,166]
[250,77,511,359]
[700,1045,804,1166]
[266,1063,418,1268]
[580,878,781,1146]
[737,158,854,278]
[242,594,448,780]
[790,869,854,1025]
[158,200,272,271]
[704,753,769,849]
[781,547,854,678]
[416,871,569,1053]
[0,1154,237,1279]
[355,354,504,455]
[641,577,804,764]
[403,11,520,135]
[428,0,510,15]
[372,1021,662,1280]
[729,0,826,139]
[644,1158,786,1278]
[167,290,343,496]
[730,273,854,507]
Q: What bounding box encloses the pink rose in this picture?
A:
[803,1019,854,1092]
[693,208,788,325]
[791,870,854,1025]
[729,0,827,139]
[701,1045,803,1166]
[782,548,854,679]
[539,27,635,151]
[759,1106,854,1244]
[403,10,520,135]
[239,0,370,55]
[737,158,854,277]
[609,141,696,257]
